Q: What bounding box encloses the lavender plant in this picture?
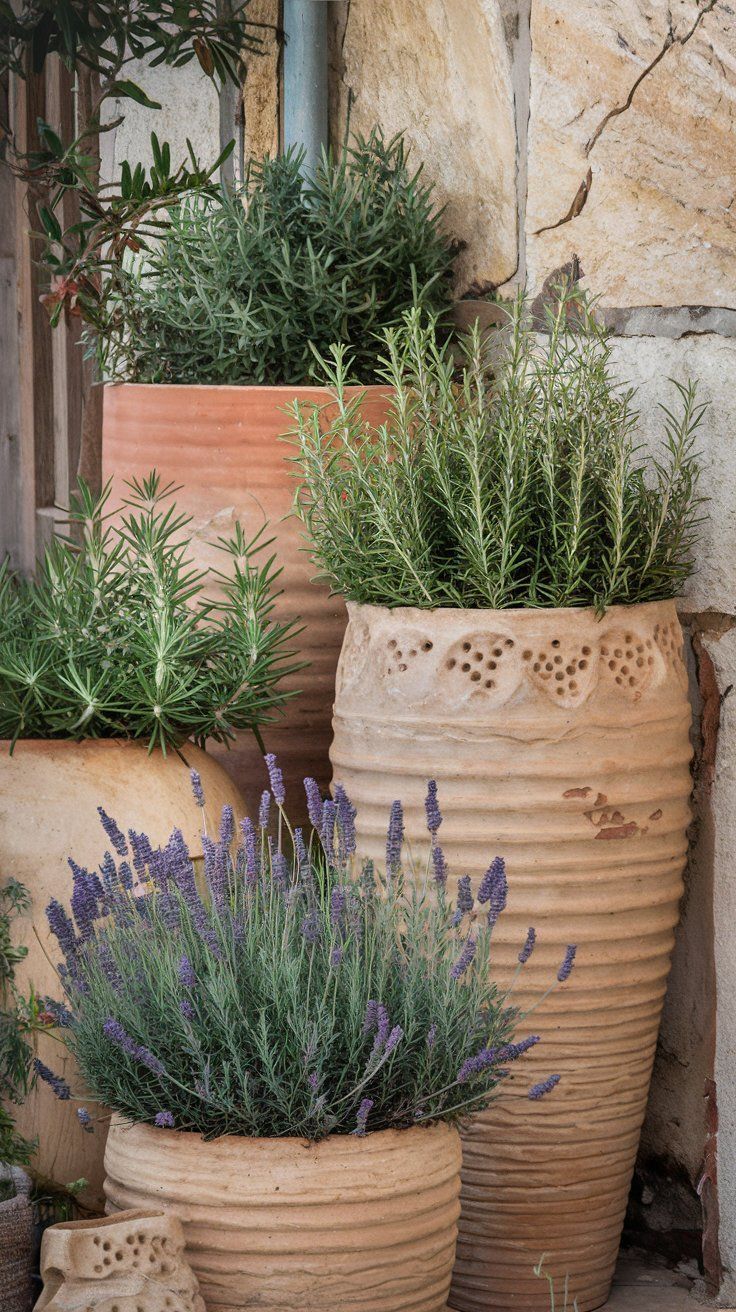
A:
[0,472,299,751]
[292,283,704,609]
[41,764,574,1140]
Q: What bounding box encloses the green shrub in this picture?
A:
[41,768,571,1138]
[0,474,298,751]
[292,286,705,610]
[98,130,457,386]
[0,879,36,1188]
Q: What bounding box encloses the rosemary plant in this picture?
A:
[292,286,705,610]
[40,765,573,1139]
[97,130,457,386]
[0,474,299,751]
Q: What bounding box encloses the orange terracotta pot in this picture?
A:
[104,1115,462,1312]
[102,383,392,822]
[2,739,244,1207]
[330,599,694,1312]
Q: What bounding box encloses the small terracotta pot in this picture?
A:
[102,382,392,821]
[330,599,694,1312]
[2,738,244,1208]
[0,1169,33,1312]
[104,1115,461,1312]
[36,1208,204,1312]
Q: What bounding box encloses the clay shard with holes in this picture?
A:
[444,631,521,703]
[599,627,657,700]
[36,1208,205,1312]
[524,633,599,705]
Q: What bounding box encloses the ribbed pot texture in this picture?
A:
[102,383,392,821]
[104,1116,462,1312]
[2,739,244,1208]
[330,600,693,1312]
[0,1170,33,1312]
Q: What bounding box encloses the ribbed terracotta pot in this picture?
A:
[102,383,392,821]
[330,600,693,1312]
[2,739,244,1208]
[104,1115,462,1312]
[0,1169,33,1312]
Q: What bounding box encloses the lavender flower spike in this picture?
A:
[353,1097,374,1137]
[258,790,271,830]
[478,856,508,927]
[451,875,474,926]
[383,1025,404,1056]
[34,1058,71,1101]
[304,777,323,830]
[178,954,196,989]
[46,899,77,963]
[362,999,379,1036]
[386,800,404,875]
[102,1017,166,1077]
[424,780,442,836]
[265,753,286,806]
[321,799,337,866]
[154,1110,175,1128]
[426,1023,438,1049]
[330,946,344,968]
[529,1073,561,1101]
[190,769,205,808]
[450,936,477,980]
[77,1107,93,1133]
[431,844,448,888]
[557,945,577,982]
[518,927,536,965]
[97,807,128,857]
[334,783,357,858]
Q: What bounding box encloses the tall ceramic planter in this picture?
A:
[331,600,693,1312]
[102,383,391,820]
[2,740,244,1208]
[104,1114,461,1312]
[0,1169,33,1312]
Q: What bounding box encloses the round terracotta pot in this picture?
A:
[330,599,694,1312]
[104,1115,462,1312]
[102,382,392,822]
[2,738,244,1209]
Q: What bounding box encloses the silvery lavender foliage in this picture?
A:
[46,759,574,1138]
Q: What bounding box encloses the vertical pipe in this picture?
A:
[282,0,328,174]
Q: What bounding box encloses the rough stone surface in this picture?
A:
[608,335,736,616]
[330,0,518,294]
[100,58,221,185]
[526,0,736,306]
[242,0,280,160]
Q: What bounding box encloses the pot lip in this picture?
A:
[0,737,207,755]
[345,597,681,623]
[42,1207,164,1234]
[103,380,391,397]
[108,1111,456,1152]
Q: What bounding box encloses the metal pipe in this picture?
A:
[282,0,328,174]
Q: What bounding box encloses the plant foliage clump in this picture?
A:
[292,286,705,610]
[43,767,570,1139]
[0,879,37,1186]
[0,474,298,751]
[98,130,457,386]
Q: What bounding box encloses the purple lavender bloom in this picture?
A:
[46,899,77,964]
[102,1018,166,1076]
[450,936,477,980]
[362,999,379,1036]
[98,940,123,990]
[424,780,442,836]
[180,998,196,1021]
[330,884,346,929]
[353,1097,374,1137]
[478,857,507,927]
[304,777,323,830]
[33,1059,71,1101]
[77,1107,93,1133]
[451,875,474,927]
[70,864,101,941]
[457,1046,499,1083]
[96,807,128,857]
[330,946,344,968]
[321,799,337,866]
[529,1073,561,1100]
[219,804,235,847]
[557,945,577,982]
[431,844,448,888]
[154,1111,175,1128]
[426,1023,438,1049]
[496,1034,541,1062]
[300,908,321,944]
[384,1024,404,1056]
[293,827,308,871]
[178,954,196,989]
[360,859,376,896]
[385,800,404,875]
[334,783,357,859]
[519,927,536,965]
[307,1071,320,1092]
[118,860,135,893]
[270,841,289,891]
[370,1004,391,1059]
[41,997,73,1028]
[258,790,271,830]
[165,829,215,950]
[190,769,205,808]
[128,830,154,880]
[240,816,259,884]
[265,753,286,806]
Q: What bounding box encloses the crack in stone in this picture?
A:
[534,167,592,235]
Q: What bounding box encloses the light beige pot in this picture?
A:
[104,1115,462,1312]
[36,1208,204,1312]
[2,738,244,1208]
[331,600,694,1312]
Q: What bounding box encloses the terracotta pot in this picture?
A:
[104,1115,461,1312]
[2,739,244,1209]
[0,1169,33,1312]
[102,382,392,822]
[36,1208,204,1312]
[330,600,693,1312]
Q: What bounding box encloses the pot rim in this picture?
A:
[108,1112,457,1154]
[42,1207,164,1234]
[0,737,207,754]
[103,381,390,397]
[345,597,680,623]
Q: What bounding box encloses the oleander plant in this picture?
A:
[292,283,705,611]
[38,763,574,1139]
[96,129,458,387]
[0,879,38,1198]
[0,472,298,751]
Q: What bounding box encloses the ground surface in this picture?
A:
[603,1253,730,1311]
